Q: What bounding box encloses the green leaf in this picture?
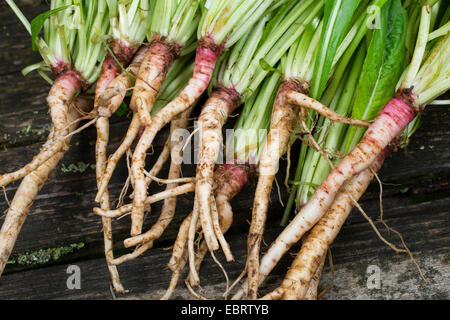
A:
[354,0,406,120]
[243,87,255,100]
[259,58,282,75]
[115,101,129,117]
[30,5,73,51]
[310,0,362,99]
[345,0,407,153]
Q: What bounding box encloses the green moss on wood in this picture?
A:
[8,243,85,266]
[61,162,95,174]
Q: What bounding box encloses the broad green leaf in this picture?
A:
[345,0,407,152]
[115,101,129,117]
[30,5,73,51]
[310,0,361,99]
[259,58,282,75]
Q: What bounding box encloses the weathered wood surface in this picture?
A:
[0,2,449,300]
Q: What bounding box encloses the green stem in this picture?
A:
[239,0,324,94]
[402,4,431,89]
[428,20,450,41]
[5,0,31,34]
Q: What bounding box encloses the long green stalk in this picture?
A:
[216,0,324,97]
[226,70,282,165]
[150,0,200,48]
[281,0,396,224]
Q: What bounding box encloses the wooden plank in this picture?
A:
[0,220,447,300]
[0,4,45,76]
[1,105,448,274]
[0,2,449,299]
[0,144,448,298]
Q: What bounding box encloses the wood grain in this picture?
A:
[0,2,448,299]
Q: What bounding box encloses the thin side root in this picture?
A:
[144,172,195,185]
[287,91,371,127]
[93,182,195,219]
[372,171,428,282]
[110,241,153,266]
[210,196,233,262]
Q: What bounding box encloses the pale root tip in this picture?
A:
[123,238,136,248]
[94,193,102,203]
[226,256,235,263]
[130,225,142,237]
[0,179,7,188]
[98,108,112,118]
[92,207,103,216]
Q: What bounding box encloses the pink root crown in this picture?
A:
[96,56,125,98]
[108,39,137,65]
[215,164,256,199]
[198,34,225,58]
[212,85,242,111]
[51,60,71,75]
[282,78,310,95]
[150,36,182,59]
[275,79,310,106]
[381,96,417,130]
[189,36,225,97]
[55,70,84,89]
[223,164,249,186]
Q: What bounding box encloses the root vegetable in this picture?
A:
[189,1,324,286]
[244,0,395,297]
[164,163,251,297]
[131,40,180,126]
[0,71,83,187]
[260,151,387,300]
[0,98,93,275]
[246,81,306,298]
[129,0,281,237]
[130,40,222,236]
[195,87,241,253]
[95,117,125,293]
[97,45,149,117]
[123,109,193,249]
[233,150,388,300]
[2,1,109,188]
